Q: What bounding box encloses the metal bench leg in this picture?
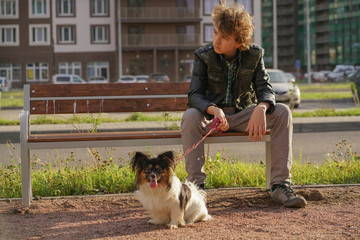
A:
[21,148,32,207]
[265,140,271,190]
[20,109,32,206]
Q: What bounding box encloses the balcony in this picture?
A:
[316,36,330,44]
[121,34,200,49]
[316,13,329,22]
[121,7,201,22]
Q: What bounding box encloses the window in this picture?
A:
[0,0,18,18]
[0,25,19,46]
[29,0,50,18]
[177,25,195,43]
[235,0,253,14]
[29,24,50,45]
[129,0,144,8]
[0,63,21,84]
[91,0,108,16]
[203,0,219,15]
[87,62,109,81]
[57,25,75,44]
[91,25,109,43]
[26,63,48,81]
[59,62,81,75]
[204,24,214,43]
[57,0,74,16]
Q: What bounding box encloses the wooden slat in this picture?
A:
[30,82,190,98]
[28,131,270,143]
[30,97,189,114]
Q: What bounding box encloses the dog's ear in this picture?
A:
[158,151,176,169]
[131,152,148,172]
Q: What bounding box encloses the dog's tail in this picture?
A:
[184,181,207,202]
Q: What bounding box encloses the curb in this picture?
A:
[1,183,359,203]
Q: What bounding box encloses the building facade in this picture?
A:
[262,0,360,73]
[0,0,117,88]
[0,0,261,87]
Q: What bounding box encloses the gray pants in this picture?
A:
[181,103,293,186]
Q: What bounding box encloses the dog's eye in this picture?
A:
[144,168,151,174]
[155,167,163,173]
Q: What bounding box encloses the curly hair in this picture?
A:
[212,0,254,51]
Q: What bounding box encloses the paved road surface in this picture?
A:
[2,131,359,167]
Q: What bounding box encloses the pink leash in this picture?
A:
[175,117,223,163]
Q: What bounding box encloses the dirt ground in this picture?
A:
[0,185,359,240]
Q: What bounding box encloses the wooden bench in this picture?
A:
[20,82,271,206]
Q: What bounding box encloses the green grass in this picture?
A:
[0,90,23,108]
[299,83,351,91]
[1,140,359,199]
[0,112,182,126]
[292,108,360,117]
[301,91,353,100]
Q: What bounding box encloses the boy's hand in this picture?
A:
[246,102,269,142]
[206,106,229,131]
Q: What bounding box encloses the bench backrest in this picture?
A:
[24,82,191,115]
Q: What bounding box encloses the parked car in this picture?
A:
[0,77,9,92]
[328,65,356,82]
[267,69,301,108]
[117,75,137,83]
[311,71,328,82]
[149,73,170,83]
[285,72,296,82]
[52,74,86,84]
[135,75,149,83]
[88,76,108,83]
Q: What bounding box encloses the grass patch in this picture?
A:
[0,90,23,108]
[292,108,360,117]
[1,140,359,199]
[0,119,20,125]
[301,91,352,100]
[0,112,182,126]
[299,83,351,91]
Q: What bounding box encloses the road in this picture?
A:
[1,131,359,167]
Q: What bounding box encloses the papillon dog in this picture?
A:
[131,151,212,229]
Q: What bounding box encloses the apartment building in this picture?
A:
[120,0,201,82]
[0,0,117,88]
[0,0,261,87]
[120,0,260,82]
[262,0,360,73]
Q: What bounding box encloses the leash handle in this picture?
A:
[175,117,223,162]
[210,117,223,133]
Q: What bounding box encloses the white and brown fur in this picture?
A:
[131,151,212,229]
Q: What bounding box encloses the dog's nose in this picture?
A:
[150,173,156,179]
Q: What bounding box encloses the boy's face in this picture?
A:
[212,26,242,59]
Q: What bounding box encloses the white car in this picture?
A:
[267,69,301,108]
[135,75,149,83]
[52,74,86,84]
[88,76,108,83]
[117,75,137,83]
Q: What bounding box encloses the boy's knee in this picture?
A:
[182,108,203,122]
[275,103,291,117]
